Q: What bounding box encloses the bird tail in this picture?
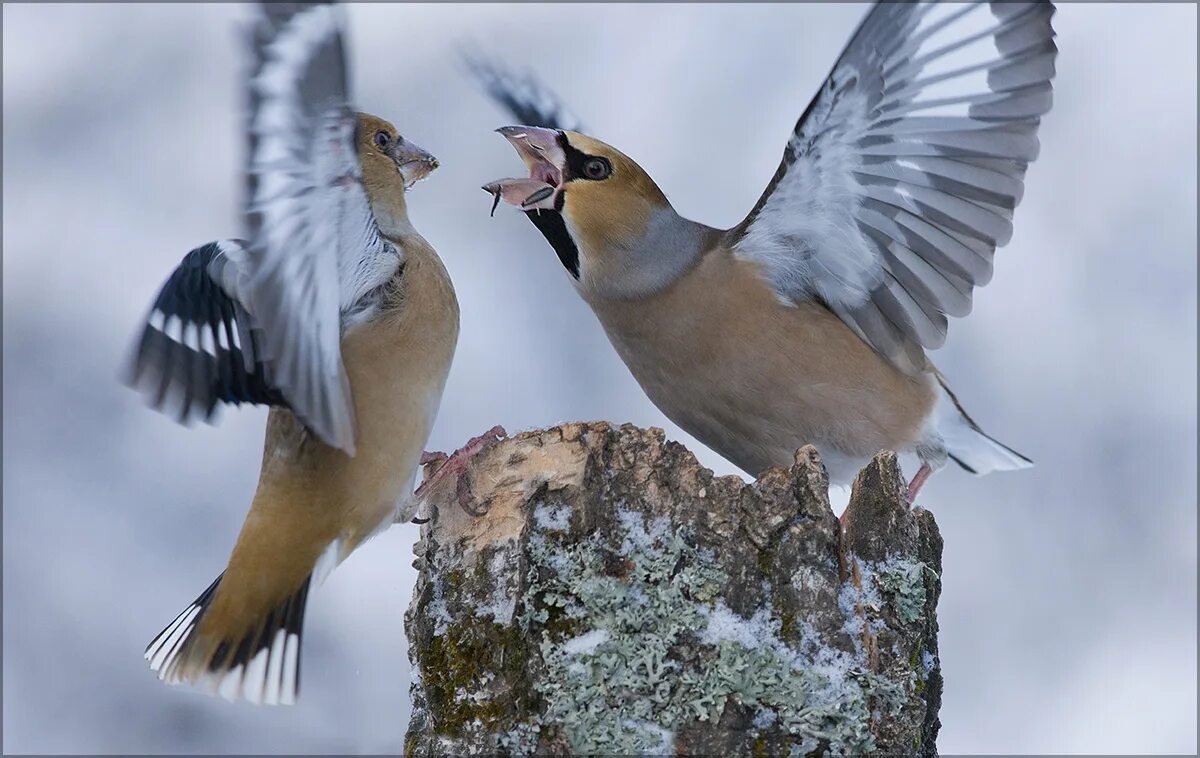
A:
[933,374,1033,476]
[144,571,313,706]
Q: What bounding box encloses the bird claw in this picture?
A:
[421,450,448,465]
[455,473,489,517]
[413,425,508,517]
[420,450,449,479]
[462,424,508,452]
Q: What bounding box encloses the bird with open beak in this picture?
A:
[127,1,477,704]
[482,2,1057,497]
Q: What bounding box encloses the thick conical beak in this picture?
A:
[495,126,566,177]
[392,137,439,188]
[483,126,566,214]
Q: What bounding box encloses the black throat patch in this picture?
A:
[524,209,580,279]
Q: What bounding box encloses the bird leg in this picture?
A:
[409,425,508,520]
[407,451,451,524]
[906,462,933,504]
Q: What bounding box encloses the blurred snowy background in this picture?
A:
[3,3,1196,754]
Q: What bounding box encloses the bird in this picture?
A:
[127,2,462,704]
[478,2,1056,498]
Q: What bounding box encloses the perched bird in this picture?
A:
[128,2,460,704]
[481,2,1055,498]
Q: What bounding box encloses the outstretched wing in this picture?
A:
[128,241,286,422]
[463,53,584,131]
[729,2,1057,374]
[240,1,399,454]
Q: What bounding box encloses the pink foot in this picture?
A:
[413,425,507,517]
[420,450,449,468]
[409,452,450,523]
[907,462,932,504]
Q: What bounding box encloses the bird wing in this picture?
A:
[464,53,585,131]
[728,2,1057,375]
[239,1,400,454]
[128,240,287,422]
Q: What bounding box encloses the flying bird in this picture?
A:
[480,2,1056,498]
[129,2,460,704]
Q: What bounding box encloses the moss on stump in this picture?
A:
[404,422,942,756]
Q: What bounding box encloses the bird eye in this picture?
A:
[582,157,611,180]
[374,131,391,149]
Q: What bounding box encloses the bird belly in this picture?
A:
[226,251,457,595]
[334,256,459,546]
[586,254,936,482]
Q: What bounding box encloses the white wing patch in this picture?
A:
[737,80,883,310]
[240,2,402,454]
[733,1,1057,374]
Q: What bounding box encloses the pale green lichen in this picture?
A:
[509,509,907,755]
[874,559,931,625]
[496,722,541,753]
[413,499,926,754]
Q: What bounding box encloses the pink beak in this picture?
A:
[483,126,566,214]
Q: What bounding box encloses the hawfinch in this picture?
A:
[482,2,1056,498]
[128,2,459,704]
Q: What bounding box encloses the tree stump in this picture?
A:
[404,422,942,756]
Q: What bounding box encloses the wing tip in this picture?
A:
[461,50,583,132]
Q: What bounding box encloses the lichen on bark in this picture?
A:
[404,422,942,756]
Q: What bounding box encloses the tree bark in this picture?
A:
[404,422,942,756]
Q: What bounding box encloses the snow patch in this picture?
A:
[616,509,673,557]
[534,502,571,532]
[474,547,517,623]
[561,629,610,656]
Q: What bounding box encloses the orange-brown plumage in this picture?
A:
[168,237,458,693]
[134,3,460,705]
[584,244,935,478]
[485,124,1028,485]
[556,131,669,258]
[478,3,1055,493]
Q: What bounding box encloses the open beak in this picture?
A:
[393,138,439,189]
[483,126,565,215]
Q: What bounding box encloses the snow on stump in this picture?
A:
[404,422,943,756]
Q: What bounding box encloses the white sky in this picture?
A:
[3,3,1196,754]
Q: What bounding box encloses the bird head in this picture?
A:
[356,112,438,236]
[486,126,701,299]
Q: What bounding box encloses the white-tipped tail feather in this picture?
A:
[932,377,1033,475]
[144,574,309,706]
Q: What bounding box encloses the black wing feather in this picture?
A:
[127,241,286,423]
[464,53,584,131]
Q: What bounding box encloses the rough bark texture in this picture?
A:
[404,422,942,756]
